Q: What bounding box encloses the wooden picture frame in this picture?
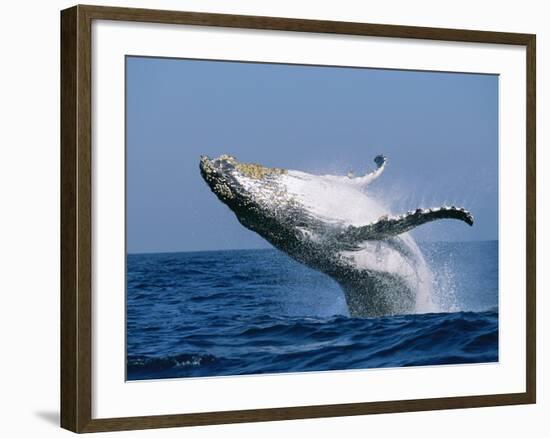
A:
[61,4,536,433]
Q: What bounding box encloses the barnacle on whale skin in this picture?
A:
[235,162,287,179]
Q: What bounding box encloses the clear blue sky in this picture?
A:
[126,56,498,254]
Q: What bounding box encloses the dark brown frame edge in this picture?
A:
[60,4,536,433]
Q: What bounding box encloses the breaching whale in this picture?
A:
[199,154,473,317]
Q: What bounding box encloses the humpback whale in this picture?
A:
[199,154,473,317]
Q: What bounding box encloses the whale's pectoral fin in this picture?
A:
[338,206,473,245]
[348,155,386,188]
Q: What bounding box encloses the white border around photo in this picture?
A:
[92,20,526,419]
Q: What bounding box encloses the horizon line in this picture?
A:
[127,239,498,256]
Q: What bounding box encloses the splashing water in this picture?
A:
[430,257,461,313]
[366,188,462,315]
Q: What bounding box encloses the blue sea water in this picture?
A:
[126,241,498,380]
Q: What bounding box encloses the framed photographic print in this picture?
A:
[60,4,536,433]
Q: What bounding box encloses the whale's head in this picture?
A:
[199,154,301,237]
[199,154,286,206]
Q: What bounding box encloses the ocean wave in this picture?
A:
[127,245,498,380]
[127,310,498,380]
